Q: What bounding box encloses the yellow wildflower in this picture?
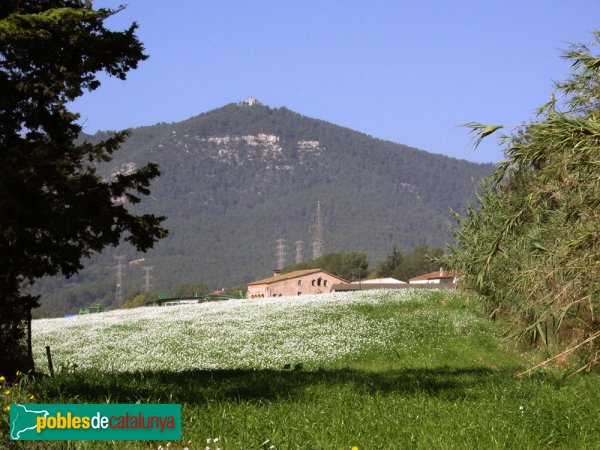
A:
[5,390,10,395]
[30,395,35,400]
[0,376,5,381]
[4,405,9,411]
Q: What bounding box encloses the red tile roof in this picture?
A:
[409,270,457,282]
[248,269,347,286]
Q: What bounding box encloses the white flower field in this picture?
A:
[21,289,600,449]
[31,289,482,373]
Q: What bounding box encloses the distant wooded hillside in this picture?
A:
[32,101,492,316]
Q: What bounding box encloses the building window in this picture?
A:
[311,279,315,286]
[324,280,328,287]
[317,278,322,286]
[298,280,302,286]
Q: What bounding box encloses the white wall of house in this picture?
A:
[409,277,456,285]
[353,277,406,284]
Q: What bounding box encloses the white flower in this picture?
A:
[30,289,456,373]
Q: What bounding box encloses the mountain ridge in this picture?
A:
[34,101,493,316]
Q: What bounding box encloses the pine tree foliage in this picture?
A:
[445,32,600,369]
[0,1,166,377]
[374,243,444,282]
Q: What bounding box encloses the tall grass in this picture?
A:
[445,32,600,367]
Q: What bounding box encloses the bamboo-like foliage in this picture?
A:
[444,32,600,369]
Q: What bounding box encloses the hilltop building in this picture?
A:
[247,269,347,299]
[239,96,258,106]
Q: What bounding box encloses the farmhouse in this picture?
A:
[409,269,458,285]
[247,269,347,299]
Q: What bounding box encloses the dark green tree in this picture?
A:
[375,245,403,277]
[399,243,444,281]
[122,293,159,309]
[169,283,210,298]
[374,243,443,282]
[223,284,246,298]
[0,1,167,377]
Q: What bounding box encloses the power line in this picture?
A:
[295,240,303,264]
[142,266,154,293]
[311,201,324,259]
[114,255,126,307]
[276,238,287,271]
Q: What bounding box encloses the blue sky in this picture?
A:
[73,1,600,163]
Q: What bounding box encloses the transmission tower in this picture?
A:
[142,266,154,293]
[114,255,126,307]
[276,238,287,271]
[311,201,324,259]
[295,240,303,264]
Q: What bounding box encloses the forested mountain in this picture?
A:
[32,100,493,316]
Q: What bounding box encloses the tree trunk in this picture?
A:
[0,292,37,380]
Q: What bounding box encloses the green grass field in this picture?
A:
[3,290,600,449]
